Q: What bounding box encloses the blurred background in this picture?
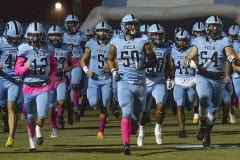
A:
[0,0,240,40]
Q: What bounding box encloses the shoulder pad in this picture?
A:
[18,43,33,56]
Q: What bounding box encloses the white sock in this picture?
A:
[155,123,161,133]
[29,137,36,149]
[139,125,144,137]
[194,113,199,118]
[35,125,42,138]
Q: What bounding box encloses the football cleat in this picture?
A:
[97,131,104,140]
[29,137,36,153]
[178,130,187,138]
[123,143,131,155]
[5,137,14,147]
[50,128,58,138]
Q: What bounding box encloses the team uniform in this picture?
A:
[185,16,240,147]
[171,44,196,136]
[0,36,22,147]
[137,42,171,146]
[0,20,24,147]
[15,42,56,151]
[63,31,86,117]
[172,46,196,109]
[48,43,70,133]
[192,36,231,119]
[85,38,112,137]
[0,37,21,111]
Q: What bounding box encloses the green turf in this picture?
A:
[0,107,240,160]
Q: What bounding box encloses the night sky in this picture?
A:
[0,0,74,23]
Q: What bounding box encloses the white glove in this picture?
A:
[188,60,198,69]
[166,78,174,90]
[111,68,120,81]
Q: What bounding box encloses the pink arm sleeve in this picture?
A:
[49,54,58,77]
[14,56,30,76]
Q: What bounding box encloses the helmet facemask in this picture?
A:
[207,23,222,40]
[150,32,165,45]
[27,33,44,48]
[175,38,190,51]
[122,21,139,37]
[7,35,22,46]
[48,33,62,48]
[66,21,79,34]
[96,29,109,41]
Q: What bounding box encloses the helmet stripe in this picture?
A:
[13,21,19,35]
[214,16,218,23]
[156,24,160,31]
[34,22,37,31]
[198,22,200,29]
[130,14,135,20]
[53,25,56,31]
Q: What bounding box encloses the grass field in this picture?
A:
[0,107,240,160]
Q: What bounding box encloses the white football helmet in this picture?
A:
[64,14,80,34]
[175,30,190,50]
[140,24,149,34]
[84,28,95,39]
[95,21,111,41]
[192,21,205,36]
[148,24,166,44]
[205,16,223,39]
[25,22,45,48]
[121,14,140,36]
[3,20,23,45]
[228,25,239,36]
[47,25,63,46]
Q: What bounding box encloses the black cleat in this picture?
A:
[123,143,131,155]
[73,111,80,122]
[29,148,37,153]
[178,130,187,138]
[68,107,74,125]
[58,116,65,129]
[202,134,211,147]
[196,127,204,141]
[202,124,213,147]
[36,137,44,145]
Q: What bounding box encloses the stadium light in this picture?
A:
[55,1,63,10]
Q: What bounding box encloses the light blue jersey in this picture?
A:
[192,36,232,73]
[18,43,51,86]
[171,47,195,79]
[0,37,21,107]
[86,38,111,78]
[192,36,231,119]
[110,35,148,84]
[171,46,196,107]
[0,37,18,76]
[48,44,69,70]
[63,31,86,59]
[85,38,112,108]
